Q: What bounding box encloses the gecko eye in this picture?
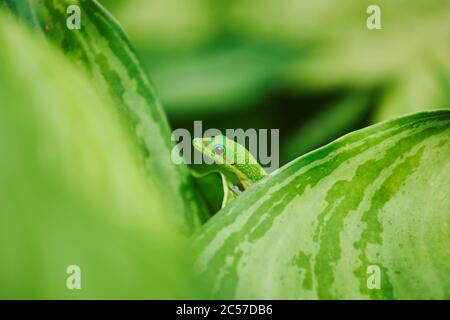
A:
[214,144,224,155]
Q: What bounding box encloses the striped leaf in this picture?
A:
[0,11,203,298]
[3,0,207,233]
[193,110,450,299]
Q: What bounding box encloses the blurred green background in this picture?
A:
[103,0,450,163]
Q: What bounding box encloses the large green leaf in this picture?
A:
[0,11,203,299]
[3,0,207,233]
[193,110,450,299]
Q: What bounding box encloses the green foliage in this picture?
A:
[283,94,370,161]
[0,10,203,299]
[193,111,450,299]
[104,0,450,120]
[4,0,207,233]
[102,1,450,167]
[142,41,296,114]
[1,0,449,300]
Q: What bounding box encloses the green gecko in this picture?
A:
[192,135,267,207]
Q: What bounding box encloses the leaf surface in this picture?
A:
[0,12,202,298]
[4,0,207,232]
[193,110,450,299]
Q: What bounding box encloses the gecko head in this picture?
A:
[192,135,235,165]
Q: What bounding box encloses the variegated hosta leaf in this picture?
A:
[193,110,450,299]
[3,0,207,233]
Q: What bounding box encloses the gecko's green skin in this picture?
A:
[193,135,267,207]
